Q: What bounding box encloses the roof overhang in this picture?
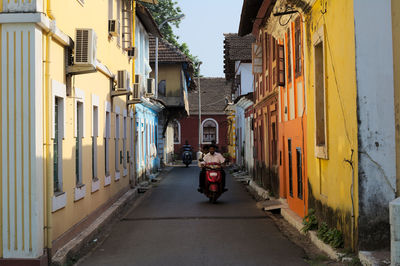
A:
[136,2,162,38]
[238,0,275,36]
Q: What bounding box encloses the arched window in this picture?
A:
[173,120,181,144]
[202,118,218,144]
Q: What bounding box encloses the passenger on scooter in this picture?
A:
[197,144,227,193]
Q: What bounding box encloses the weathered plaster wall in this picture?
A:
[392,0,400,196]
[354,0,396,250]
[305,0,359,249]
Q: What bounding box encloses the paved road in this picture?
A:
[79,165,308,266]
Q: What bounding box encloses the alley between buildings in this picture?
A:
[78,165,309,266]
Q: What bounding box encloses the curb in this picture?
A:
[52,166,173,265]
[52,188,138,265]
[235,172,350,262]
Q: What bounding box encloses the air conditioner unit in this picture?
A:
[74,28,97,67]
[127,47,137,58]
[134,74,142,85]
[132,83,140,100]
[135,74,144,92]
[116,70,129,91]
[146,78,155,97]
[108,20,118,37]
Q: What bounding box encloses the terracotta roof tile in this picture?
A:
[223,33,255,80]
[149,35,190,63]
[189,78,232,115]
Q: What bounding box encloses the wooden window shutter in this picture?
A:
[272,37,276,61]
[278,44,285,86]
[287,29,292,83]
[295,17,302,76]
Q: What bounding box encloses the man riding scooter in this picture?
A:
[197,144,227,193]
[181,140,193,167]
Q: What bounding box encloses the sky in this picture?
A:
[173,0,244,77]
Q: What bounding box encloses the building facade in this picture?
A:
[238,0,397,252]
[0,0,161,263]
[223,33,255,169]
[149,35,194,165]
[175,78,231,157]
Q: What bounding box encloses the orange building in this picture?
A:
[239,0,307,217]
[278,16,307,218]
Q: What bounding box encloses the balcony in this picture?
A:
[2,0,42,13]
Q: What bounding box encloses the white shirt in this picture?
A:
[199,152,225,167]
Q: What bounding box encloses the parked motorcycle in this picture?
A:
[202,162,225,203]
[182,150,192,167]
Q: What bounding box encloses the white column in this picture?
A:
[1,24,44,258]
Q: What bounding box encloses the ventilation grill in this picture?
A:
[75,29,89,63]
[132,84,140,99]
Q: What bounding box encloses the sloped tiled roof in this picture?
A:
[223,33,255,81]
[189,78,232,115]
[149,35,190,63]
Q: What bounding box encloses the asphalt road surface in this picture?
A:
[78,165,308,266]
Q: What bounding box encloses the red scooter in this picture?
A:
[203,162,225,203]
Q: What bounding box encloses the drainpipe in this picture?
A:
[131,0,137,187]
[45,0,54,260]
[344,149,355,251]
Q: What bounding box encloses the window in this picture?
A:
[314,27,327,159]
[53,97,63,192]
[295,17,302,77]
[115,113,120,175]
[158,80,166,97]
[271,121,277,164]
[277,45,285,86]
[155,125,158,148]
[202,119,218,143]
[288,139,293,197]
[52,80,66,193]
[296,148,303,199]
[173,120,181,144]
[105,109,111,176]
[287,29,292,83]
[76,102,84,185]
[130,116,134,166]
[141,122,144,166]
[272,37,276,61]
[92,105,99,180]
[123,114,127,173]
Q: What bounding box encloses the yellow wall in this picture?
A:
[305,0,359,249]
[393,0,400,196]
[150,64,182,97]
[48,0,134,242]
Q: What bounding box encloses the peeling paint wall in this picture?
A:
[392,0,400,197]
[305,0,359,250]
[354,0,396,250]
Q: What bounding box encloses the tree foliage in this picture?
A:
[140,0,201,76]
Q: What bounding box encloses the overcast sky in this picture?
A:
[174,0,244,77]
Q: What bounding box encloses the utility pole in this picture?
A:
[198,76,201,152]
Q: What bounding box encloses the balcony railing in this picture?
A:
[2,0,42,13]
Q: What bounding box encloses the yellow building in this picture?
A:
[224,106,236,163]
[304,0,396,251]
[0,0,160,263]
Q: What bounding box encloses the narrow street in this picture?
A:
[78,165,308,266]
